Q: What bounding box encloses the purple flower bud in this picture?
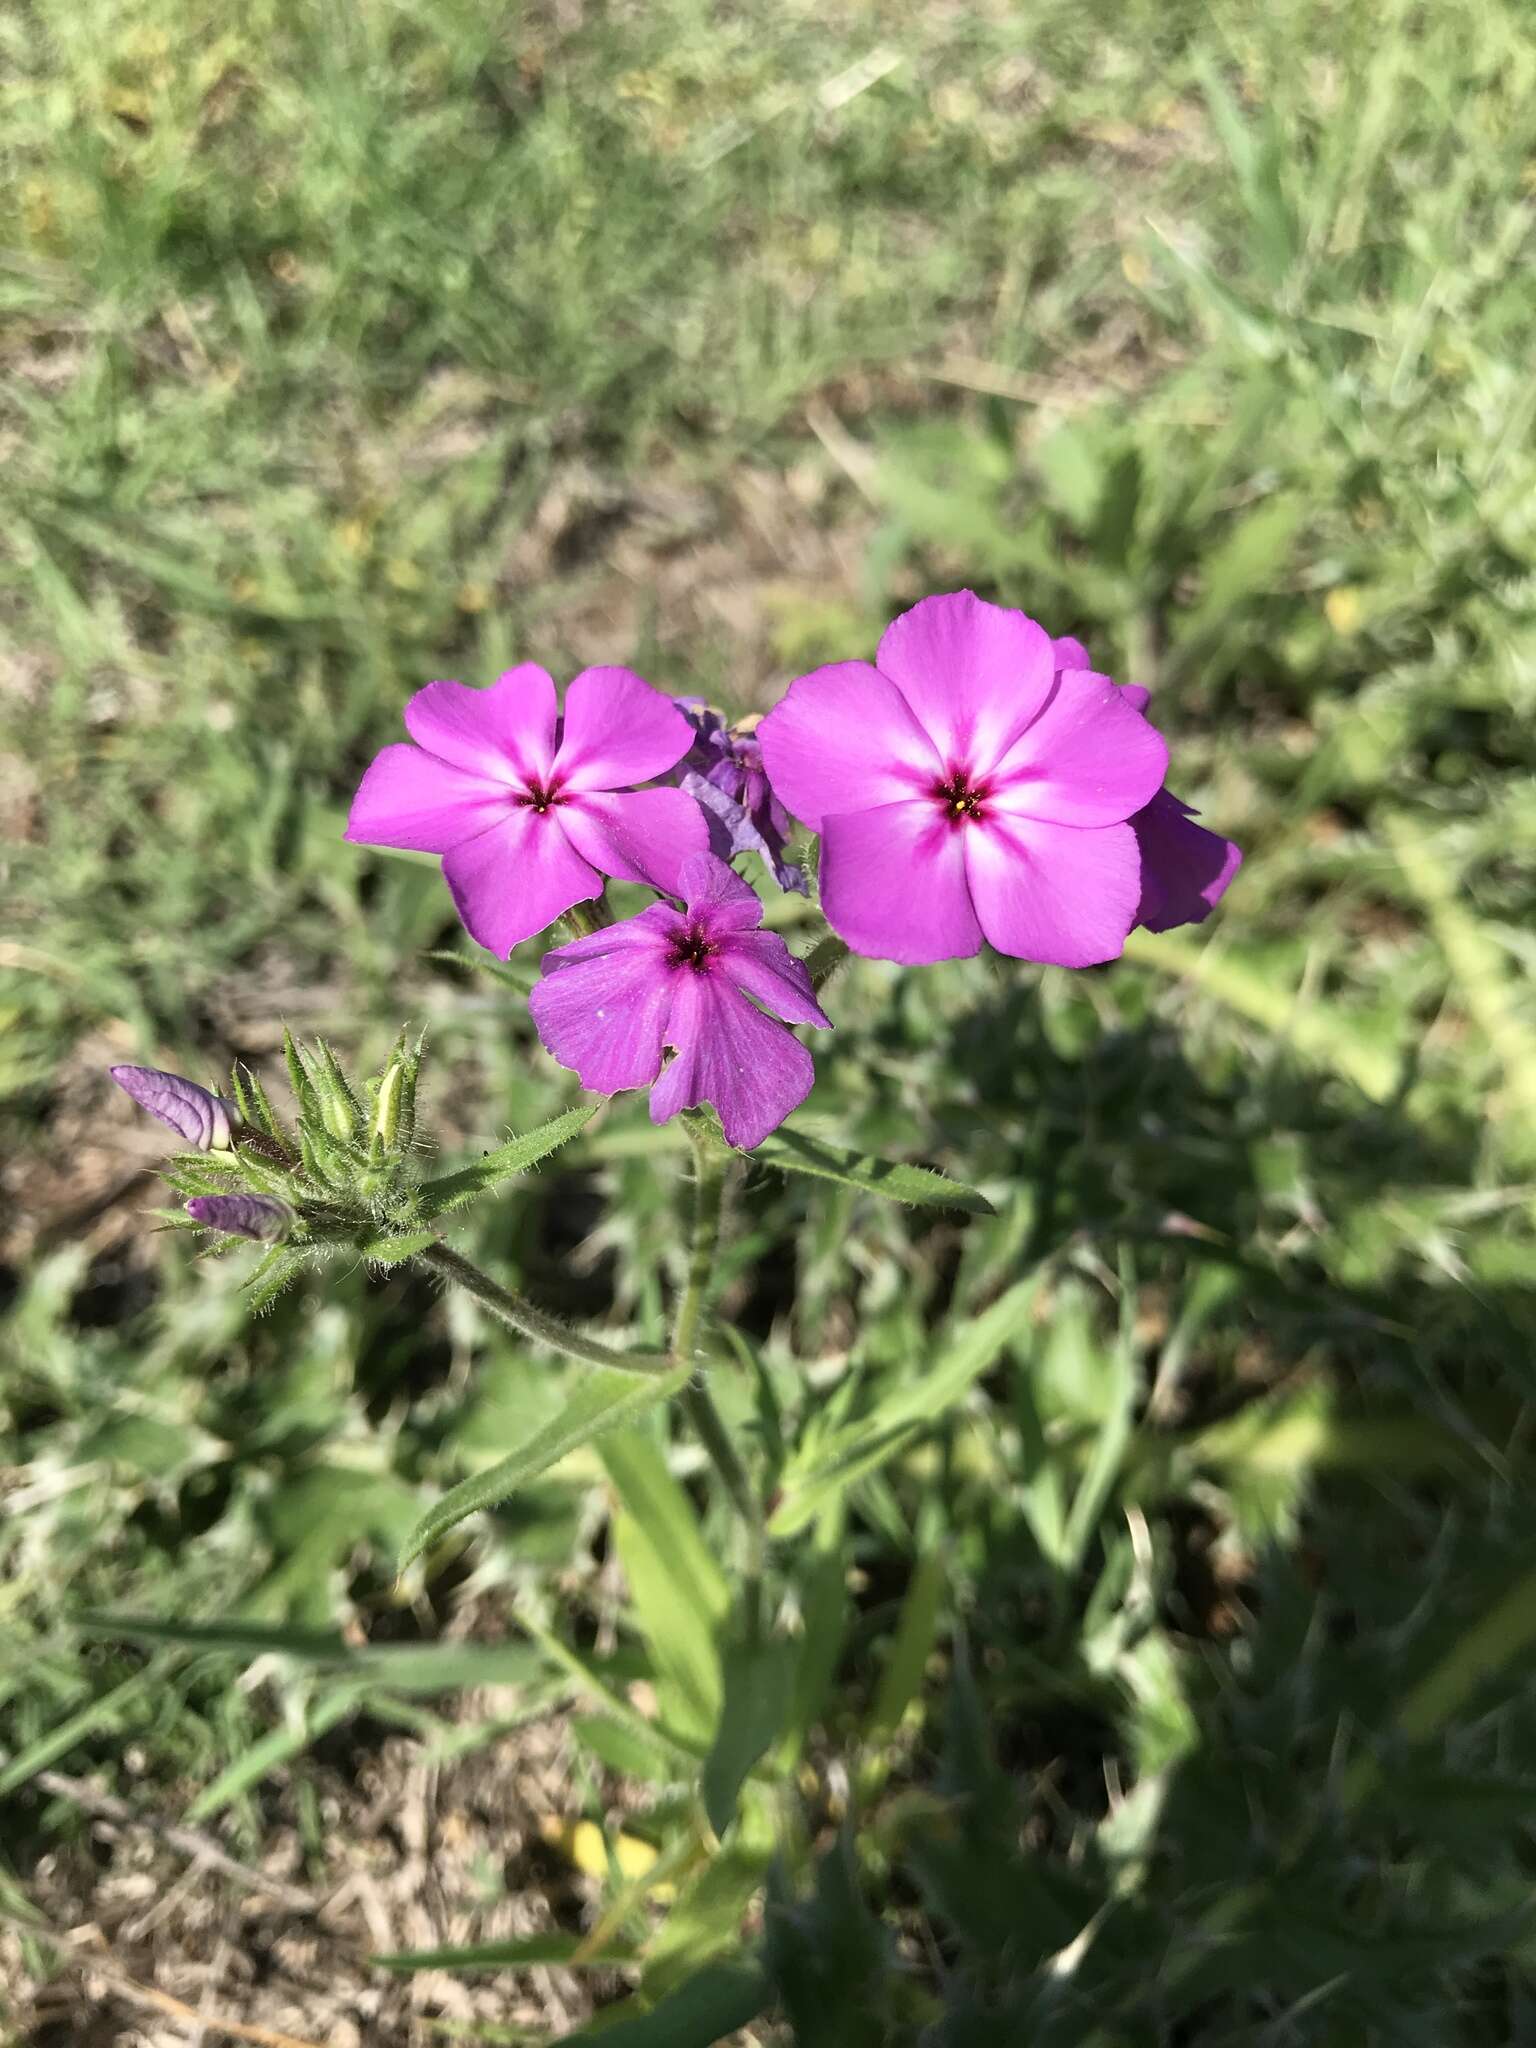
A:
[184,1194,293,1241]
[110,1066,233,1151]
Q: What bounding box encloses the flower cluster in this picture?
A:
[335,593,1240,1149]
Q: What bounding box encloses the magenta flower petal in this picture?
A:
[1131,789,1243,932]
[528,909,678,1092]
[820,801,983,964]
[441,809,602,957]
[559,787,710,893]
[111,1066,232,1150]
[877,591,1056,766]
[402,665,558,786]
[965,815,1141,967]
[989,670,1168,828]
[760,595,1240,969]
[344,744,510,853]
[717,929,830,1028]
[554,666,696,793]
[1052,634,1092,672]
[675,850,767,932]
[756,663,941,832]
[185,1194,292,1241]
[647,972,816,1150]
[531,851,829,1146]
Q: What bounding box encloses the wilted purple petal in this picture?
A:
[677,705,808,894]
[185,1194,293,1241]
[111,1066,233,1151]
[1131,789,1243,933]
[647,969,816,1150]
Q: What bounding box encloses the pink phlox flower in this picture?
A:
[346,664,710,956]
[678,702,808,895]
[529,852,830,1150]
[1057,640,1242,934]
[111,1065,233,1151]
[757,591,1171,967]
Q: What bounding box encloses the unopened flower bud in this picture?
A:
[111,1066,233,1151]
[371,1058,404,1152]
[184,1194,293,1241]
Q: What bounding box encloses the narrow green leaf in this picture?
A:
[81,1616,546,1695]
[244,1243,312,1313]
[360,1230,440,1265]
[376,1932,639,1972]
[702,1636,792,1838]
[0,1657,176,1798]
[561,1963,767,2046]
[416,1104,598,1218]
[571,1713,687,1783]
[771,1275,1042,1535]
[611,1510,722,1738]
[602,1432,731,1736]
[184,1686,361,1822]
[641,1848,772,2004]
[753,1127,993,1214]
[868,1550,946,1744]
[399,1364,689,1572]
[515,1611,708,1768]
[600,1433,731,1637]
[1124,930,1402,1100]
[784,1544,850,1762]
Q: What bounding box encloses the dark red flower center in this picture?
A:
[518,780,567,814]
[933,769,989,824]
[668,923,718,974]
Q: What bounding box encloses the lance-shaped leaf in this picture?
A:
[752,1127,993,1214]
[770,1274,1042,1535]
[415,1103,598,1219]
[399,1361,689,1572]
[560,1962,769,2047]
[702,1632,793,1838]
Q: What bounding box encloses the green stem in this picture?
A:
[561,895,613,940]
[673,1123,766,1585]
[418,1242,675,1377]
[672,1125,726,1368]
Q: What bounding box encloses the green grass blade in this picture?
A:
[562,1963,768,2046]
[184,1685,362,1822]
[770,1275,1043,1535]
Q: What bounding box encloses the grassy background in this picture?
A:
[5,0,1536,2039]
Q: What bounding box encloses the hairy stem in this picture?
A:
[674,1123,766,1581]
[418,1242,676,1377]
